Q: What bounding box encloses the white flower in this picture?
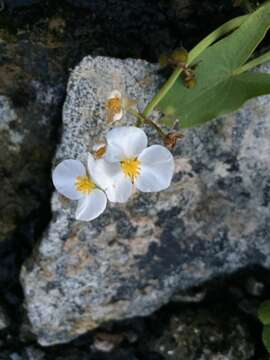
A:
[106,90,123,123]
[89,126,175,203]
[52,156,107,221]
[106,90,137,123]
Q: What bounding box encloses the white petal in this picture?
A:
[87,153,97,180]
[112,109,123,122]
[106,172,133,203]
[75,189,107,221]
[52,159,86,200]
[88,155,120,190]
[104,142,125,163]
[108,90,121,99]
[90,158,132,203]
[105,126,148,162]
[136,145,175,192]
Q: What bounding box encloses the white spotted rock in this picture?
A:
[21,56,270,345]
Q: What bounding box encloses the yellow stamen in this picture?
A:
[107,96,122,113]
[94,145,107,159]
[75,176,95,195]
[121,158,141,182]
[106,96,122,122]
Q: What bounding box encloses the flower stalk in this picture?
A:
[129,109,166,139]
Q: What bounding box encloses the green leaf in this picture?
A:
[158,3,270,128]
[143,15,248,118]
[258,301,270,325]
[263,325,270,353]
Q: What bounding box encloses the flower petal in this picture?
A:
[87,153,100,184]
[88,154,120,190]
[107,90,124,122]
[112,109,123,122]
[52,159,86,200]
[104,142,125,163]
[75,189,107,221]
[106,172,133,203]
[108,90,122,99]
[90,157,132,203]
[105,126,148,162]
[136,145,175,192]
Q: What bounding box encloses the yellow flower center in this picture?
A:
[107,96,122,114]
[121,158,141,182]
[75,176,95,195]
[106,96,122,122]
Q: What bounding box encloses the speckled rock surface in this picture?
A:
[149,305,254,360]
[21,56,270,346]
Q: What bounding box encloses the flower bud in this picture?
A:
[185,77,197,89]
[93,142,107,159]
[171,48,189,64]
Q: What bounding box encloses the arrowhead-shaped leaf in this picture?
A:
[158,3,270,128]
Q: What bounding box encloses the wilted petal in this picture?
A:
[75,189,107,221]
[136,145,174,192]
[52,159,86,200]
[108,90,122,99]
[112,109,123,122]
[107,90,123,123]
[105,126,148,162]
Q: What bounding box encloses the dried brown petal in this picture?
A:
[164,132,184,149]
[106,95,122,122]
[94,145,107,159]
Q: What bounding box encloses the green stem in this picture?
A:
[143,67,183,117]
[129,108,145,126]
[129,109,166,138]
[142,14,249,118]
[234,51,270,75]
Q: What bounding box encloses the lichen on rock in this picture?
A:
[21,56,270,346]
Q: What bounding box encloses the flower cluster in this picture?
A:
[52,126,175,221]
[53,83,176,221]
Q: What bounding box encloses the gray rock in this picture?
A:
[0,306,9,330]
[0,92,58,244]
[0,19,73,307]
[21,56,270,345]
[0,29,65,246]
[149,305,254,360]
[24,346,45,360]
